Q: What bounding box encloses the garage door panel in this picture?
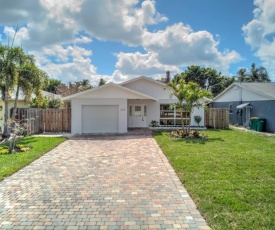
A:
[82,105,119,133]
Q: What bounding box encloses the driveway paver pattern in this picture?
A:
[0,134,210,229]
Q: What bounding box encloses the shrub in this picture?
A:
[15,144,31,152]
[194,115,202,126]
[30,96,63,109]
[167,129,207,139]
[0,147,9,155]
[150,120,159,127]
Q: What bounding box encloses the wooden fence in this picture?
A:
[205,108,229,129]
[11,107,71,134]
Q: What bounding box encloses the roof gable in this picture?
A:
[121,76,175,100]
[62,83,157,100]
[213,82,275,101]
[120,76,167,87]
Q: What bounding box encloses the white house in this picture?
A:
[63,76,205,134]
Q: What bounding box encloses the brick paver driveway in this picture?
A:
[0,133,209,230]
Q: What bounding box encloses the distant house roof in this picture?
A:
[0,90,61,101]
[213,82,275,101]
[41,90,62,99]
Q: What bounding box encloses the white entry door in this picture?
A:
[129,104,147,127]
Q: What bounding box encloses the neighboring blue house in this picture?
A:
[211,82,275,133]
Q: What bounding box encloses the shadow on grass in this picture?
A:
[16,136,39,145]
[174,137,224,144]
[153,130,224,144]
[205,128,233,132]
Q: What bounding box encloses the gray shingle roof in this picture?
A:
[235,82,275,100]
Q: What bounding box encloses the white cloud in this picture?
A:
[0,1,78,49]
[0,0,166,49]
[0,0,47,24]
[115,51,180,75]
[78,0,166,46]
[32,45,97,84]
[111,51,180,83]
[0,0,243,83]
[142,23,241,74]
[243,0,275,80]
[3,26,29,46]
[43,45,92,62]
[73,35,92,44]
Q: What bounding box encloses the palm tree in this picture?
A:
[11,63,48,120]
[0,45,47,139]
[249,63,270,82]
[0,45,23,138]
[168,80,212,136]
[236,63,270,83]
[237,68,249,82]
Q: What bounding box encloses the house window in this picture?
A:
[144,106,147,116]
[135,106,142,116]
[160,104,190,126]
[229,104,233,114]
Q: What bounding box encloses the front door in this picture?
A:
[128,104,147,127]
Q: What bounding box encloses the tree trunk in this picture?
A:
[188,110,191,135]
[2,88,10,139]
[11,84,20,121]
[185,109,188,135]
[180,107,184,137]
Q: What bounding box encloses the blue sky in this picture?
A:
[0,0,274,85]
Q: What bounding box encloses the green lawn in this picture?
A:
[153,129,275,230]
[0,136,66,181]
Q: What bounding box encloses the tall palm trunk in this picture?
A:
[185,109,188,135]
[187,110,191,135]
[180,107,184,137]
[11,84,20,121]
[2,85,10,139]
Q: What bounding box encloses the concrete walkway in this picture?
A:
[0,133,210,230]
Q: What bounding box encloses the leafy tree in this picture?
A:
[48,97,63,109]
[80,79,91,90]
[11,56,48,121]
[168,80,212,136]
[30,96,63,109]
[98,78,106,86]
[173,66,234,96]
[236,63,270,82]
[30,96,49,109]
[43,78,61,93]
[55,79,92,96]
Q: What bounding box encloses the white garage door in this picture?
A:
[82,105,119,133]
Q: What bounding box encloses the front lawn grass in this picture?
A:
[0,136,66,181]
[153,129,275,230]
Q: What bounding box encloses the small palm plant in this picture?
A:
[194,115,202,127]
